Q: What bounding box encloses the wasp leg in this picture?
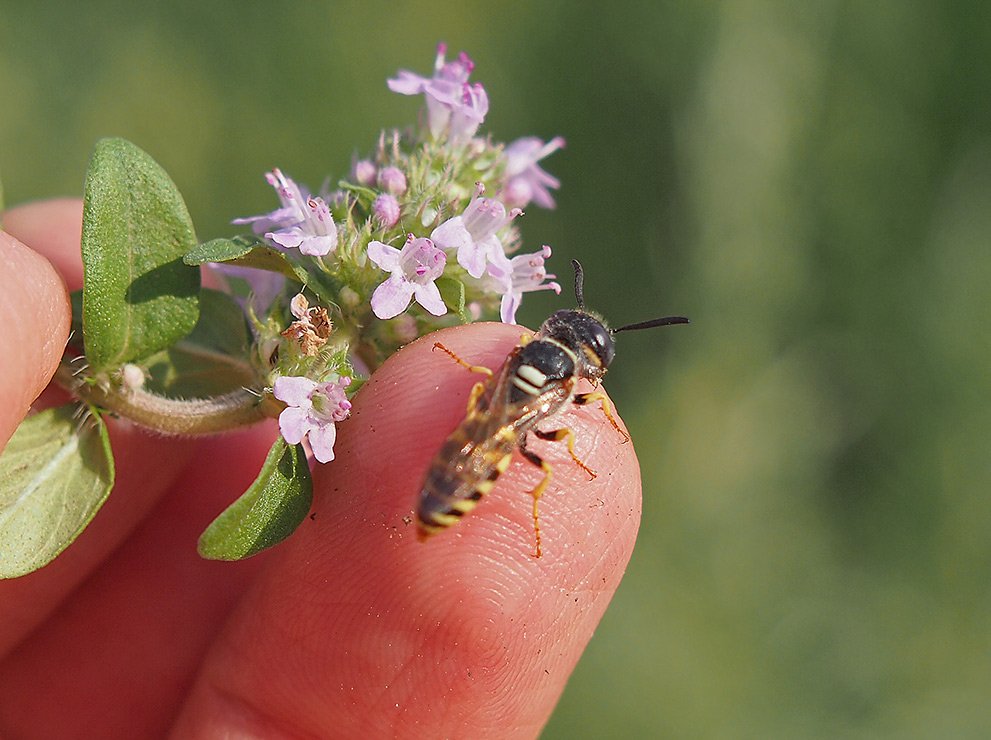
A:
[532,427,597,480]
[573,391,629,443]
[432,342,494,377]
[463,381,487,415]
[433,342,494,415]
[519,436,553,559]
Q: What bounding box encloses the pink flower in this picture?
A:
[486,245,561,324]
[234,169,338,257]
[431,183,521,279]
[273,376,351,463]
[447,82,489,145]
[367,234,448,319]
[502,136,565,209]
[388,43,489,145]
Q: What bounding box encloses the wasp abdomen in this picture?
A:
[417,429,514,540]
[417,455,512,539]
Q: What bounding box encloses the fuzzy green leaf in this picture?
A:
[197,438,312,560]
[0,406,115,578]
[69,289,83,336]
[184,237,307,283]
[143,288,256,397]
[81,137,200,372]
[436,276,471,323]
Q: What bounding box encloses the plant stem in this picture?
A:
[54,363,278,435]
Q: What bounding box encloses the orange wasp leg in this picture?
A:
[432,342,494,414]
[573,391,629,443]
[532,427,597,479]
[432,342,494,377]
[518,424,595,559]
[518,438,553,559]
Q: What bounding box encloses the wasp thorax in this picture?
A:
[537,309,616,379]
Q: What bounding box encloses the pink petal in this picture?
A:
[278,406,311,446]
[503,178,534,209]
[456,241,488,279]
[413,281,447,316]
[306,420,338,463]
[479,235,506,265]
[430,216,470,252]
[530,186,557,210]
[485,249,513,281]
[500,290,522,325]
[267,227,305,250]
[367,240,402,272]
[387,71,429,95]
[425,95,454,138]
[371,275,416,319]
[273,376,317,407]
[298,234,337,256]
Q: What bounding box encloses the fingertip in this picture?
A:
[0,229,71,448]
[1,199,84,287]
[174,322,642,736]
[0,198,85,448]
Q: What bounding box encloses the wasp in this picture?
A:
[417,260,688,556]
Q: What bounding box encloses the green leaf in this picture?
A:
[0,166,5,219]
[69,289,83,337]
[81,137,200,373]
[184,237,307,283]
[197,438,312,560]
[337,180,378,204]
[143,288,256,397]
[0,406,115,578]
[436,276,471,323]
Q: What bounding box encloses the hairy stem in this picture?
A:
[54,363,278,435]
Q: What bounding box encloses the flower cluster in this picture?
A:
[221,43,564,463]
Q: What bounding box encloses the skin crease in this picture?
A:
[0,200,642,739]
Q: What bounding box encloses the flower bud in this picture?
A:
[353,159,377,186]
[377,166,408,196]
[372,193,401,229]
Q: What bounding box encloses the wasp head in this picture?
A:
[535,260,689,382]
[538,309,616,381]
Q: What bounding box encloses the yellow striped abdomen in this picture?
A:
[416,422,517,541]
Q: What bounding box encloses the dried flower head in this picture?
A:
[281,293,332,356]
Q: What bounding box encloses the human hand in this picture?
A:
[0,199,642,738]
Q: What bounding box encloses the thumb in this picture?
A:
[0,219,72,449]
[172,322,641,738]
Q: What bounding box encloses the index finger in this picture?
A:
[172,322,641,738]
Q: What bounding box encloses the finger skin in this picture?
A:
[0,200,197,653]
[172,323,642,738]
[0,222,71,449]
[0,428,276,739]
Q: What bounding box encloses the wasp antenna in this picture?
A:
[612,316,690,333]
[571,259,586,309]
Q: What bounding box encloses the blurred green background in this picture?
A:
[3,1,990,736]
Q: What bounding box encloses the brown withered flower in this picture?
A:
[282,293,332,356]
